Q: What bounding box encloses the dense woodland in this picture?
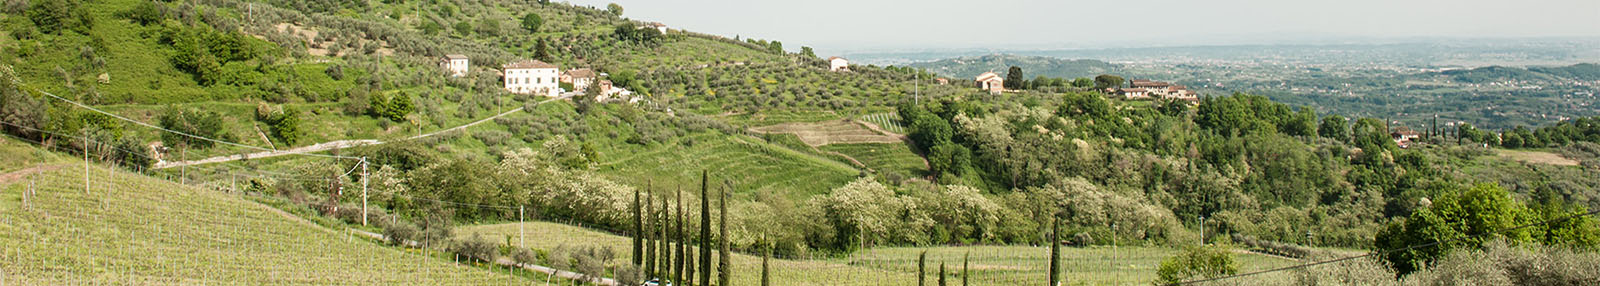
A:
[4,0,1600,283]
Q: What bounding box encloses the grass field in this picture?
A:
[461,221,1307,286]
[820,143,928,177]
[0,147,537,284]
[597,132,860,200]
[1497,149,1580,166]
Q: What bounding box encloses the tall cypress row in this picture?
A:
[633,185,643,267]
[698,170,711,286]
[718,185,731,286]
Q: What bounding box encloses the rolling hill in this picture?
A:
[0,138,534,284]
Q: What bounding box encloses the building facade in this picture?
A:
[503,60,560,97]
[829,57,850,72]
[976,72,1004,94]
[440,54,469,77]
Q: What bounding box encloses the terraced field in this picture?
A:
[0,156,533,284]
[598,132,859,199]
[749,119,903,146]
[461,221,1306,286]
[820,143,928,177]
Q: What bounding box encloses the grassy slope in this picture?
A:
[596,131,859,200]
[820,143,927,178]
[0,139,531,284]
[459,221,1305,285]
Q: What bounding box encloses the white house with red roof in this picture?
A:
[976,72,1004,94]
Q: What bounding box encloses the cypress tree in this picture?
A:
[1048,216,1060,286]
[918,251,927,286]
[633,185,643,267]
[699,170,711,286]
[645,189,657,278]
[938,263,947,286]
[657,193,668,280]
[674,186,685,285]
[686,244,696,286]
[718,185,731,286]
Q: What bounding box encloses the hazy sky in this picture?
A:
[568,0,1600,55]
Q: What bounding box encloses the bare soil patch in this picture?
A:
[1498,149,1580,166]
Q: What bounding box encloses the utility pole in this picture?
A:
[1199,215,1206,246]
[361,157,369,226]
[520,205,526,248]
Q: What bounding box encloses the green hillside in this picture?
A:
[0,139,533,284]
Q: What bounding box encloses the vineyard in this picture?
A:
[0,149,535,284]
[859,113,908,135]
[460,221,1310,285]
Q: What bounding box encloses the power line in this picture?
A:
[1177,208,1600,285]
[0,120,340,182]
[27,86,360,160]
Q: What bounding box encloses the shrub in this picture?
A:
[450,233,499,263]
[381,220,418,246]
[1155,245,1238,284]
[511,248,538,265]
[1292,254,1397,286]
[157,107,232,149]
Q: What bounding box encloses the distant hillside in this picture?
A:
[907,54,1120,79]
[1429,63,1600,83]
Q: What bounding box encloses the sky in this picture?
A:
[567,0,1600,56]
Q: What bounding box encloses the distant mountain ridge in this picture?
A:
[907,54,1120,79]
